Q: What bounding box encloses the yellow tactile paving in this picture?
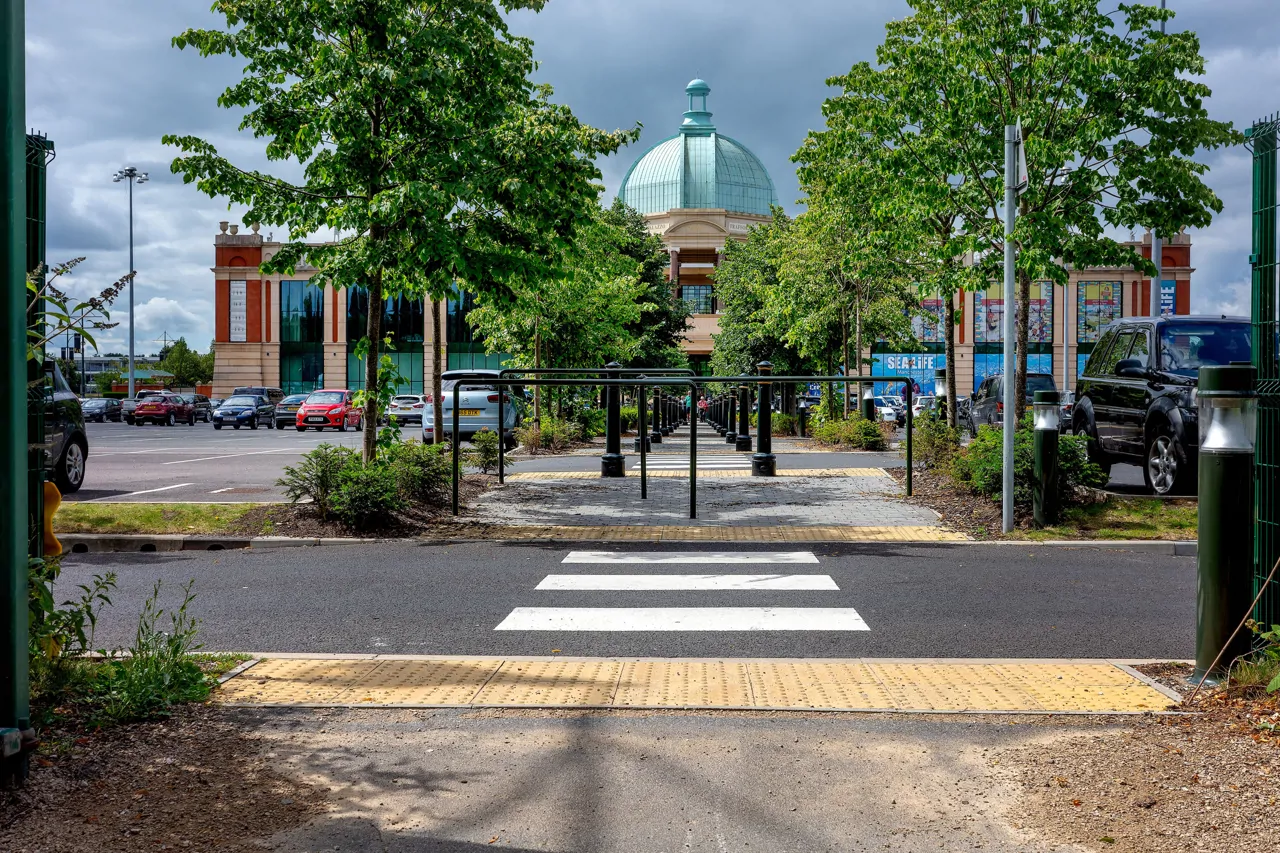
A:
[614,661,753,707]
[216,658,382,705]
[473,659,622,706]
[219,658,1177,713]
[433,524,967,542]
[331,659,502,705]
[505,468,887,481]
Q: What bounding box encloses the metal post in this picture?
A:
[752,362,776,476]
[638,380,647,499]
[725,392,737,444]
[1195,364,1258,683]
[1002,124,1018,534]
[127,176,134,398]
[798,401,808,438]
[689,382,697,519]
[497,385,504,484]
[650,387,662,444]
[1032,390,1061,527]
[736,383,752,451]
[1150,0,1167,320]
[904,382,913,496]
[1,0,31,787]
[451,382,461,515]
[601,361,624,477]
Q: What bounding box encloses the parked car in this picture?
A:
[181,393,213,423]
[44,361,88,493]
[81,397,122,423]
[911,395,938,419]
[231,385,285,406]
[133,391,197,426]
[213,394,276,430]
[273,393,308,430]
[954,395,971,424]
[422,370,522,446]
[121,389,162,425]
[1058,391,1076,434]
[874,396,905,426]
[1072,315,1252,496]
[209,398,224,409]
[966,373,1058,436]
[296,389,363,432]
[388,394,428,425]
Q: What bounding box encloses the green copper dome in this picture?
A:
[619,79,778,217]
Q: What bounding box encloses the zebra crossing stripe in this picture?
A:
[493,607,869,631]
[535,574,839,590]
[561,551,820,564]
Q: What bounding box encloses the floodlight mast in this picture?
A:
[113,166,148,397]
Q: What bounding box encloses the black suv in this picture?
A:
[967,372,1058,436]
[43,361,88,493]
[1072,315,1252,495]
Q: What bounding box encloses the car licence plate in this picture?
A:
[457,409,481,416]
[306,416,326,423]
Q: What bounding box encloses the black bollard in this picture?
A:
[736,383,752,451]
[725,394,737,443]
[650,388,663,444]
[601,361,625,477]
[752,362,777,476]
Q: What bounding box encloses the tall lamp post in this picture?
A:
[113,166,147,397]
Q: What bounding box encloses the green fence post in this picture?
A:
[601,362,624,477]
[650,387,662,445]
[638,380,647,499]
[725,392,737,444]
[1,0,31,787]
[736,383,752,451]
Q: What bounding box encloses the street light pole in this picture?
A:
[1149,0,1167,319]
[113,166,148,397]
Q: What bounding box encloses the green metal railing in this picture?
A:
[1247,116,1280,624]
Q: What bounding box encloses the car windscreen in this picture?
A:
[306,391,345,404]
[83,399,107,407]
[1160,323,1252,375]
[440,380,495,392]
[222,396,258,406]
[1026,375,1057,394]
[392,396,421,404]
[281,395,308,404]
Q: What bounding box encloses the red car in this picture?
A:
[295,389,364,432]
[133,392,196,426]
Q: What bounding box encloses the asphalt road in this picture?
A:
[59,542,1194,659]
[73,420,1151,502]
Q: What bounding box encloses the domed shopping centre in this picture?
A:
[618,79,778,373]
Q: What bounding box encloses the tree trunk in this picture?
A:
[945,290,958,429]
[854,293,863,419]
[1015,267,1031,423]
[431,296,444,444]
[841,304,850,418]
[533,323,541,427]
[362,269,384,464]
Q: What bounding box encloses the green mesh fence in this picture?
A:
[1248,117,1280,624]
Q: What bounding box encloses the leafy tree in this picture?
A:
[158,337,213,387]
[863,0,1239,419]
[95,368,123,396]
[165,0,634,460]
[55,359,80,394]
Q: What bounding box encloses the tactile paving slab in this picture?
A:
[218,657,1177,713]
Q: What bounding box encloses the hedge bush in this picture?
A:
[811,416,885,450]
[949,417,1108,508]
[514,417,585,453]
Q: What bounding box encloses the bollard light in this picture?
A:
[860,384,875,421]
[1033,392,1061,432]
[1195,364,1258,683]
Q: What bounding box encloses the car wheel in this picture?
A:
[337,418,347,432]
[250,418,259,430]
[355,417,363,432]
[266,418,274,429]
[166,412,176,427]
[188,412,196,426]
[296,425,306,432]
[55,438,87,494]
[1144,424,1191,496]
[214,424,222,430]
[234,424,241,430]
[968,413,978,438]
[134,418,144,427]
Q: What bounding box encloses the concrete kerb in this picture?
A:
[56,531,1199,554]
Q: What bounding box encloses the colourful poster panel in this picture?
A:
[912,296,946,343]
[1160,280,1176,317]
[1077,281,1121,342]
[972,353,1053,393]
[872,353,946,397]
[974,282,1053,343]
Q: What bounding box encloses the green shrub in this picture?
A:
[388,439,453,504]
[277,443,356,521]
[912,414,963,469]
[949,416,1107,508]
[749,412,798,436]
[619,405,639,433]
[571,406,607,438]
[811,416,884,449]
[465,428,505,475]
[515,417,584,453]
[329,462,406,529]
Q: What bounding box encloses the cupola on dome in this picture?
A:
[619,79,778,217]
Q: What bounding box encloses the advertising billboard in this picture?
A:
[1077,281,1121,342]
[974,281,1053,343]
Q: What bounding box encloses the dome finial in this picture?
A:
[682,78,715,135]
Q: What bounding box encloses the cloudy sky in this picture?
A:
[27,0,1277,357]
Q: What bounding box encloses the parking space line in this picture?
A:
[89,483,195,501]
[163,449,295,465]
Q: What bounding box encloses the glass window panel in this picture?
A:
[974,282,1053,343]
[1077,281,1121,342]
[681,284,714,315]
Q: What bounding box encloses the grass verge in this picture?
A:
[55,502,263,535]
[1009,497,1197,541]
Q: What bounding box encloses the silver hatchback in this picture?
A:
[422,371,523,445]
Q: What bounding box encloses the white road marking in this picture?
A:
[536,574,839,590]
[163,448,295,465]
[209,487,235,494]
[562,551,819,564]
[494,607,868,631]
[90,483,195,500]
